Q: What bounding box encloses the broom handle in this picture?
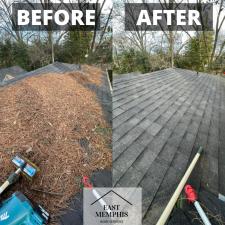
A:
[0,181,10,194]
[156,147,203,225]
[0,168,21,195]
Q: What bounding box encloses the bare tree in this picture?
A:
[210,0,225,63]
[0,0,35,42]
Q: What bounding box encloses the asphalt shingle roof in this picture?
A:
[87,73,112,124]
[113,68,225,225]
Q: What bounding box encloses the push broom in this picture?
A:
[0,155,39,195]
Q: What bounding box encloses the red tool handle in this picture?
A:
[185,184,197,203]
[82,176,93,189]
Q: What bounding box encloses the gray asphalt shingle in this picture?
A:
[113,68,225,224]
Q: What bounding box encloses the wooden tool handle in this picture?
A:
[156,147,203,225]
[0,180,10,194]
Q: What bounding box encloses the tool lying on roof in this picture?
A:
[0,155,39,195]
[185,184,212,225]
[0,155,49,225]
[156,146,203,225]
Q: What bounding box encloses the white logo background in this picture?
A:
[84,188,142,225]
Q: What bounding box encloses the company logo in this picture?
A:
[84,188,142,225]
[0,212,9,221]
[92,190,132,219]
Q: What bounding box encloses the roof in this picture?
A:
[0,65,111,218]
[0,62,80,86]
[3,74,15,82]
[0,66,26,82]
[87,72,112,124]
[0,62,111,124]
[113,68,225,224]
[60,170,111,225]
[23,62,81,77]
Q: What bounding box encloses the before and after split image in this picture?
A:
[0,0,224,225]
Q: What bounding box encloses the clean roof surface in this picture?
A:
[113,68,225,224]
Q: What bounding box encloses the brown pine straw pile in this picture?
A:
[0,65,111,223]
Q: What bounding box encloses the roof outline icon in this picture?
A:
[90,190,133,206]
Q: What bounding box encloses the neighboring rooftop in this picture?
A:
[113,68,225,224]
[0,62,80,86]
[0,66,26,82]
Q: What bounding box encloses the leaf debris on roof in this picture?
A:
[0,65,111,224]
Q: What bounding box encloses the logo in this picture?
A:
[84,188,142,225]
[0,212,9,221]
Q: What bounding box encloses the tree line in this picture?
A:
[0,0,112,71]
[113,0,225,74]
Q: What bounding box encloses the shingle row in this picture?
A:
[113,68,225,225]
